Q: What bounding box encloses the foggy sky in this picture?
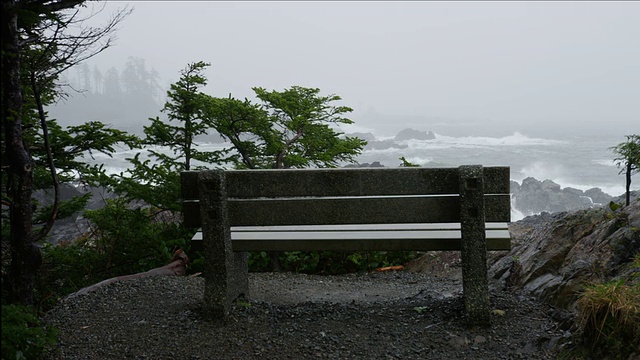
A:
[75,1,639,138]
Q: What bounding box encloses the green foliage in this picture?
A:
[37,199,194,308]
[1,304,58,360]
[113,61,226,211]
[2,0,135,306]
[610,134,640,206]
[112,154,183,212]
[145,61,226,170]
[38,242,104,308]
[609,201,622,212]
[611,134,640,176]
[248,250,419,274]
[576,280,640,359]
[248,251,272,272]
[83,199,176,272]
[207,86,367,169]
[399,156,420,167]
[33,193,91,224]
[189,251,205,275]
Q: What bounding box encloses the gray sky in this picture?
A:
[77,1,639,137]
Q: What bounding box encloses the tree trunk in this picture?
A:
[2,0,40,305]
[626,162,632,206]
[64,249,190,299]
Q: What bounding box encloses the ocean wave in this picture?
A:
[427,132,566,147]
[592,159,616,167]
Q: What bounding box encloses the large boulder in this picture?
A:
[346,132,377,142]
[344,161,385,168]
[394,128,436,141]
[489,199,640,309]
[584,188,613,205]
[511,177,613,216]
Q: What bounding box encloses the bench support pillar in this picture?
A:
[459,165,491,326]
[199,171,248,319]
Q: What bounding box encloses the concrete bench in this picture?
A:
[181,165,511,326]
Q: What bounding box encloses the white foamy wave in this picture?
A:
[592,159,616,167]
[510,194,526,222]
[514,162,568,183]
[432,132,566,147]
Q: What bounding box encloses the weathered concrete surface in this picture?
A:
[199,171,248,318]
[459,165,490,326]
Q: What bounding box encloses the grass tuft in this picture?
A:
[576,279,640,358]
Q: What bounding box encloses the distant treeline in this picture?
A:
[49,57,163,134]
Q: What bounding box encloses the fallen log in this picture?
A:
[64,249,190,300]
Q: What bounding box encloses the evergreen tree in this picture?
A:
[113,61,227,212]
[611,134,640,206]
[1,0,132,305]
[206,86,367,169]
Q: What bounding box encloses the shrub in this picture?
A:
[248,250,419,274]
[576,279,640,358]
[37,198,195,308]
[1,304,57,360]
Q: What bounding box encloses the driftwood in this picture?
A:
[64,249,190,300]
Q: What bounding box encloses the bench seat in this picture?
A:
[190,223,511,252]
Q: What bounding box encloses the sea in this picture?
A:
[85,129,636,221]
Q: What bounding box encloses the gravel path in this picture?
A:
[45,271,569,359]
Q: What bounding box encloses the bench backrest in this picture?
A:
[181,166,511,228]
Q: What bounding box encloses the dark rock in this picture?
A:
[511,177,613,217]
[510,180,521,193]
[345,162,386,168]
[541,179,561,192]
[365,139,408,150]
[584,188,613,205]
[33,185,121,245]
[346,132,377,142]
[489,199,640,310]
[394,128,436,141]
[561,187,583,197]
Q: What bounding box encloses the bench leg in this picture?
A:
[199,171,249,319]
[459,165,491,326]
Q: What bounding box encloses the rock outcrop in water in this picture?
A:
[347,128,435,151]
[394,128,436,141]
[510,177,613,217]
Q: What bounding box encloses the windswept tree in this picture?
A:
[207,86,367,170]
[205,85,367,270]
[611,134,640,206]
[1,0,132,305]
[113,61,228,212]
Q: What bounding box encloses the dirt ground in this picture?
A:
[45,253,572,359]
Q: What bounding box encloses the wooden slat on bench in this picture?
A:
[184,194,510,227]
[191,227,510,251]
[228,195,511,226]
[181,167,510,200]
[232,223,510,232]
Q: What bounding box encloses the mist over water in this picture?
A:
[89,129,634,200]
[346,129,632,197]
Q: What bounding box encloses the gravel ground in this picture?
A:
[45,270,571,359]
